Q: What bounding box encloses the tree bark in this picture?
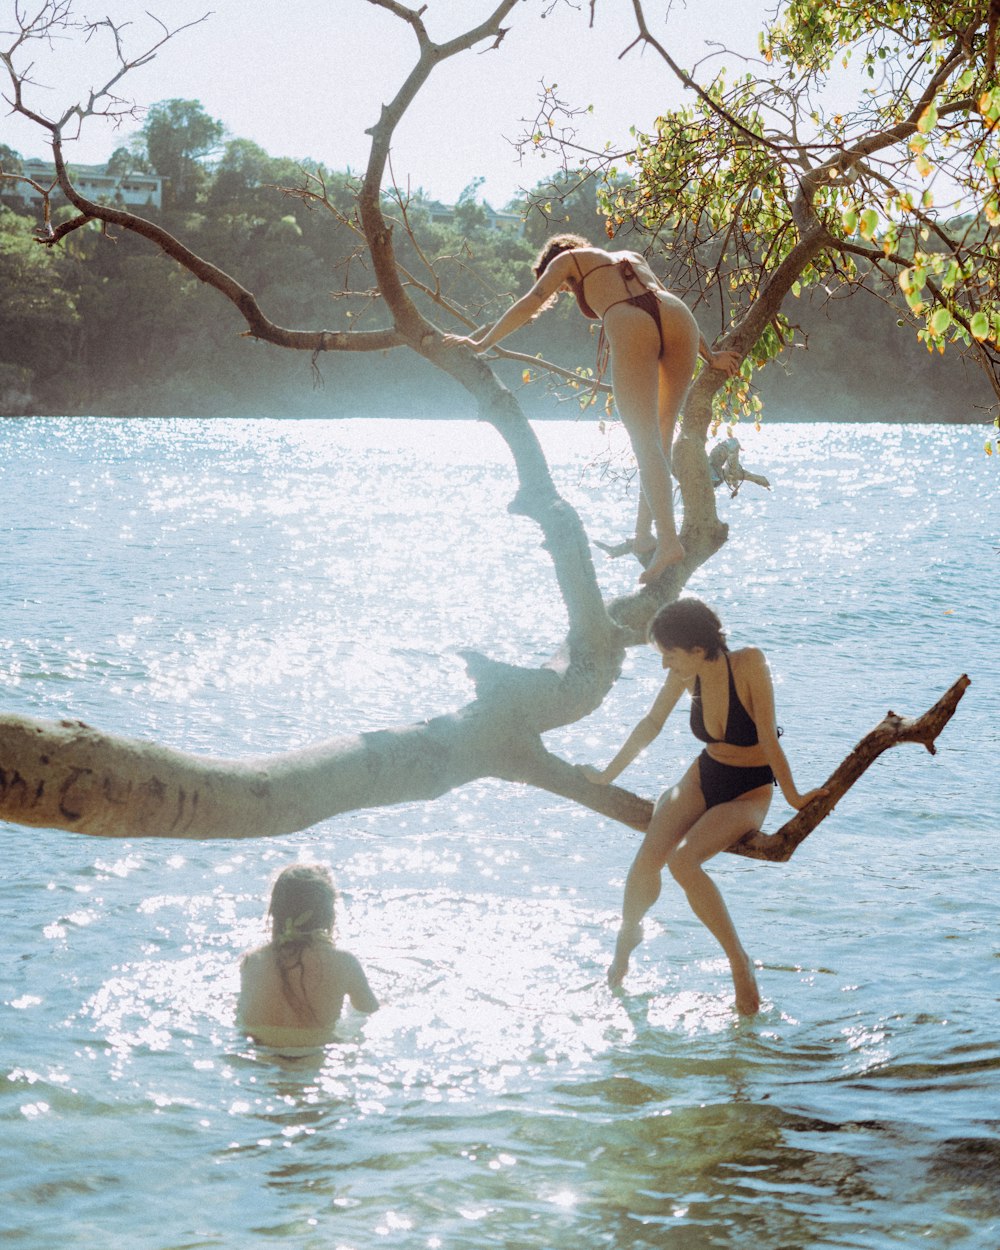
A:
[728,673,972,862]
[530,673,970,862]
[0,675,968,844]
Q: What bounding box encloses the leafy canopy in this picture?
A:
[597,1,1000,431]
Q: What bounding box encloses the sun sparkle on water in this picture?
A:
[1,418,997,1250]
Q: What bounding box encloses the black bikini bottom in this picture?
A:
[624,289,665,351]
[596,290,665,376]
[697,750,775,810]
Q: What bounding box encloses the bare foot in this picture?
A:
[607,923,643,988]
[638,537,685,584]
[731,951,760,1016]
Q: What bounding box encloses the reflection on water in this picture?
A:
[1,418,998,1249]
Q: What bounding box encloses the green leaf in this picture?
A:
[970,311,990,341]
[930,307,951,335]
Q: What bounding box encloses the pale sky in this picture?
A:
[2,0,767,205]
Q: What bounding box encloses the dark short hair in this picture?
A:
[532,232,591,279]
[648,597,728,660]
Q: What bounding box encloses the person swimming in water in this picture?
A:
[442,234,740,585]
[581,597,826,1014]
[237,863,378,1049]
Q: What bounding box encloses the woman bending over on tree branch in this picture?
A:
[443,234,740,584]
[582,598,827,1014]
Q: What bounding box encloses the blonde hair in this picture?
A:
[267,863,336,1021]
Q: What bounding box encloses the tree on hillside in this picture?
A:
[0,1,972,848]
[141,98,225,206]
[0,142,23,175]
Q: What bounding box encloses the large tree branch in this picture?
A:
[0,673,970,843]
[731,672,971,861]
[0,657,609,838]
[43,141,404,353]
[355,1,621,656]
[518,674,971,861]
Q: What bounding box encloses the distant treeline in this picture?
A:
[0,102,989,423]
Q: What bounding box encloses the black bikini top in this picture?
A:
[690,653,759,747]
[567,253,646,320]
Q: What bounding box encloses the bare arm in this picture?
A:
[441,254,571,352]
[744,649,826,810]
[582,672,686,785]
[341,951,379,1014]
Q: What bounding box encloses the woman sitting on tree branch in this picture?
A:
[582,598,826,1014]
[443,234,740,584]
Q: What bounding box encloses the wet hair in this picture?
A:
[532,232,591,279]
[268,863,336,1021]
[648,597,728,660]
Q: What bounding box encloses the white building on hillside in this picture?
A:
[11,158,165,210]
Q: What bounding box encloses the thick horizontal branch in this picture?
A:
[0,705,506,838]
[0,648,623,838]
[531,675,970,861]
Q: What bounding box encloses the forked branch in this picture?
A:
[530,675,971,860]
[731,673,971,862]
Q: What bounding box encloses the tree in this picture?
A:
[105,144,148,178]
[0,205,79,403]
[0,1,970,845]
[530,1,1000,443]
[141,98,225,205]
[0,143,23,174]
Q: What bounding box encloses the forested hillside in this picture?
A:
[0,103,988,424]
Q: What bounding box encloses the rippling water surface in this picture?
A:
[1,417,997,1249]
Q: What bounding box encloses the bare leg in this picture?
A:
[608,765,705,987]
[636,328,699,581]
[634,493,654,556]
[607,307,684,582]
[665,785,773,1014]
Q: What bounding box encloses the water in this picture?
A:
[1,417,997,1249]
